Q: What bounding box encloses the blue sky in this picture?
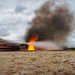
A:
[0,0,75,47]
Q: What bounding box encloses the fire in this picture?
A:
[28,34,39,51]
[27,35,58,50]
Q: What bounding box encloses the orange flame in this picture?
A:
[28,34,39,51]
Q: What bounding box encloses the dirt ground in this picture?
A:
[0,51,75,75]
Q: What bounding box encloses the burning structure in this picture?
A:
[25,1,74,50]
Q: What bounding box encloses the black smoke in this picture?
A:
[25,2,74,43]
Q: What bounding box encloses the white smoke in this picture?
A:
[26,41,63,50]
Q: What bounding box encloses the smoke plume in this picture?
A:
[25,1,74,43]
[26,41,63,50]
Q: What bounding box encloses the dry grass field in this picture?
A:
[0,51,75,75]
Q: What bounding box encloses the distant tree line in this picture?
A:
[63,46,75,50]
